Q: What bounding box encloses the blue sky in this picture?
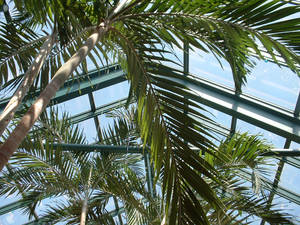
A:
[0,2,300,224]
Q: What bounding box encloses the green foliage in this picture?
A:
[1,0,300,224]
[0,108,147,224]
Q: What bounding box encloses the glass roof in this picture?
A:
[0,1,300,225]
[2,45,299,224]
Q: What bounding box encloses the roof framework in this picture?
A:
[0,46,300,224]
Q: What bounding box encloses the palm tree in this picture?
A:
[0,108,147,224]
[0,0,300,224]
[0,0,101,136]
[0,107,297,224]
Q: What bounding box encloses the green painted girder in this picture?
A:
[239,169,300,205]
[68,96,230,137]
[69,98,129,124]
[0,64,126,112]
[281,157,300,169]
[1,65,299,143]
[262,149,300,157]
[0,144,298,217]
[294,93,300,117]
[165,75,300,143]
[67,97,300,168]
[51,143,300,157]
[51,143,144,154]
[144,152,155,197]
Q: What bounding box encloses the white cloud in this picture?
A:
[6,213,14,224]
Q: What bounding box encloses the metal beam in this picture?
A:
[88,93,102,141]
[230,116,237,136]
[262,149,300,157]
[68,99,300,166]
[280,157,300,169]
[261,139,291,225]
[239,169,300,205]
[2,65,299,143]
[69,98,128,124]
[294,92,300,117]
[184,42,189,116]
[50,142,300,158]
[144,152,155,198]
[166,75,300,143]
[112,196,123,225]
[51,143,144,154]
[0,64,126,112]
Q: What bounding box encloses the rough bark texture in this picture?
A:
[0,25,107,171]
[0,34,55,136]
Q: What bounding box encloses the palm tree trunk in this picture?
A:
[80,196,89,225]
[0,24,108,171]
[80,165,93,225]
[0,33,56,136]
[161,215,166,225]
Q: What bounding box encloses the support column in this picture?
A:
[260,139,291,225]
[144,151,155,198]
[294,91,300,117]
[88,93,102,142]
[183,41,189,115]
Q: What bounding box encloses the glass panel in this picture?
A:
[99,114,115,131]
[93,82,129,107]
[194,104,232,129]
[272,195,300,220]
[284,142,300,170]
[105,197,117,211]
[279,164,300,195]
[243,60,300,111]
[54,94,91,117]
[188,104,231,144]
[190,50,235,88]
[290,141,300,149]
[236,120,286,148]
[264,158,281,182]
[77,118,97,143]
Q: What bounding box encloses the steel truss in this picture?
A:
[1,63,300,224]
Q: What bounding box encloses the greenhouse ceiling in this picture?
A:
[0,0,300,225]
